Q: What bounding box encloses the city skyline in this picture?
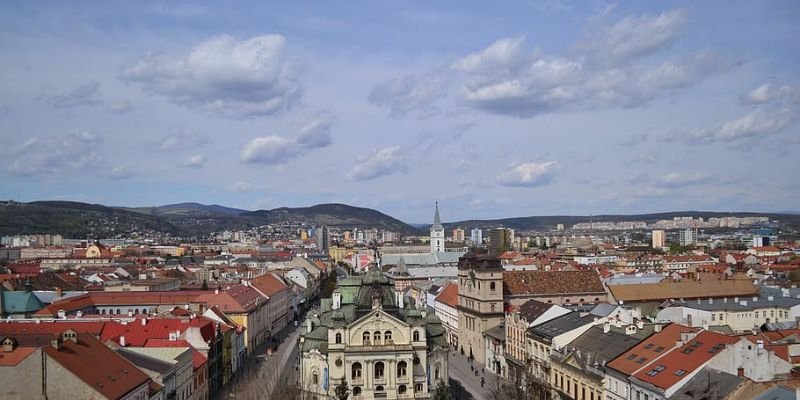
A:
[2,1,799,223]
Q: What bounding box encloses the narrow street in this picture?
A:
[214,322,301,399]
[448,350,502,400]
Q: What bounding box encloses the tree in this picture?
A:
[431,381,454,400]
[334,379,350,400]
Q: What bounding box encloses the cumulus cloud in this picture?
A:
[371,9,735,119]
[496,161,560,188]
[689,108,794,143]
[656,172,713,188]
[40,82,102,108]
[121,34,301,118]
[346,146,406,181]
[241,115,335,165]
[295,115,333,149]
[181,154,207,167]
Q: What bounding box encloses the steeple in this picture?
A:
[432,200,443,229]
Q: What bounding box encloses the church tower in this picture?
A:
[430,201,445,254]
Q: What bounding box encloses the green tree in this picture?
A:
[431,381,454,400]
[334,379,349,400]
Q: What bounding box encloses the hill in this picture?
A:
[0,201,179,237]
[244,203,419,234]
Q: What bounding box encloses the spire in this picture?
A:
[432,200,442,228]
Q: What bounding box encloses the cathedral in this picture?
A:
[299,267,449,399]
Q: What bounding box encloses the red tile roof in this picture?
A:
[631,330,738,390]
[250,273,289,298]
[503,270,605,296]
[608,324,700,376]
[100,318,215,347]
[434,282,458,308]
[44,333,151,399]
[0,321,106,337]
[194,284,263,313]
[0,346,37,366]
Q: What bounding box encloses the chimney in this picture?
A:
[654,324,663,333]
[141,318,147,326]
[214,288,219,295]
[734,297,739,303]
[603,321,611,334]
[76,311,83,318]
[51,336,62,350]
[768,296,774,301]
[306,319,313,334]
[57,310,66,319]
[626,325,637,335]
[636,320,644,329]
[723,297,728,303]
[55,287,63,299]
[757,340,764,352]
[127,310,134,317]
[119,336,126,347]
[708,298,713,305]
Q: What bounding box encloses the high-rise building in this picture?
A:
[470,228,483,245]
[678,228,696,247]
[753,236,770,247]
[430,202,445,253]
[452,228,465,242]
[651,230,665,248]
[316,226,330,252]
[488,228,512,255]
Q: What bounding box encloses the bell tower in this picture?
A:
[430,201,445,254]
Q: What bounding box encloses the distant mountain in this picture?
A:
[0,201,419,237]
[445,211,800,231]
[244,203,420,234]
[0,201,179,237]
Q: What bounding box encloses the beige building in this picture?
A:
[299,268,448,399]
[457,251,504,365]
[652,230,666,249]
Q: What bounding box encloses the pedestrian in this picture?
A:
[481,377,485,388]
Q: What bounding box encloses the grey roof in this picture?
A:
[605,274,666,285]
[528,311,595,341]
[763,320,798,331]
[517,299,557,322]
[668,368,744,400]
[669,293,800,312]
[382,251,465,267]
[432,202,442,228]
[589,303,617,318]
[117,348,174,374]
[33,291,88,304]
[484,324,505,341]
[750,385,796,400]
[555,324,653,370]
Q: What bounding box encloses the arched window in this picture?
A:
[490,303,496,312]
[353,387,361,396]
[413,356,420,365]
[335,333,342,344]
[413,330,420,341]
[415,383,423,392]
[398,385,407,394]
[376,385,384,392]
[384,330,392,343]
[490,282,496,291]
[116,308,121,314]
[373,331,381,345]
[374,361,385,379]
[397,361,407,377]
[362,332,370,345]
[312,371,319,384]
[352,362,362,379]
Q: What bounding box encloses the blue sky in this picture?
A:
[1,1,798,223]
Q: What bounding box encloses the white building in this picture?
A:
[430,202,444,254]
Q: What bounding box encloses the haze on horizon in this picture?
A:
[1,1,798,223]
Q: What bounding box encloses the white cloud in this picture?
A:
[121,34,301,118]
[496,161,559,188]
[108,165,136,179]
[577,9,686,66]
[40,82,102,108]
[347,146,406,181]
[241,135,298,165]
[181,154,207,167]
[657,172,713,188]
[7,133,107,176]
[743,83,800,105]
[158,131,209,152]
[372,9,734,119]
[689,108,794,143]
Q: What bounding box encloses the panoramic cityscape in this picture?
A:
[2,1,800,400]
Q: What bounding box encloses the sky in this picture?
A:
[1,1,799,223]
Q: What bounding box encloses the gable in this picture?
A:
[348,309,410,342]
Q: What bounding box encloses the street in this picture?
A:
[448,351,501,400]
[214,321,301,400]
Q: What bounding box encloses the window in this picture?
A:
[376,385,384,392]
[374,331,382,345]
[398,385,407,394]
[352,362,362,379]
[490,282,496,291]
[312,371,319,384]
[644,343,654,349]
[385,330,393,343]
[375,362,385,379]
[413,330,420,341]
[398,361,408,377]
[626,353,637,360]
[491,303,496,312]
[435,364,440,381]
[335,358,343,367]
[711,314,716,321]
[353,387,361,396]
[636,357,646,364]
[674,369,687,376]
[413,356,420,365]
[335,333,342,344]
[415,384,423,392]
[363,332,371,345]
[654,346,665,352]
